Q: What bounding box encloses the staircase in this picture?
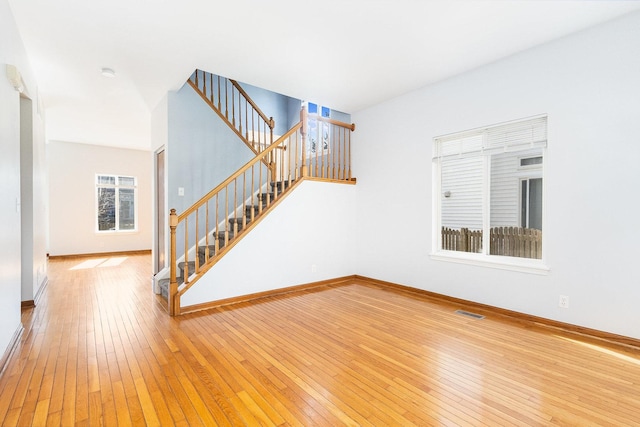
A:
[159,69,355,315]
[157,180,292,300]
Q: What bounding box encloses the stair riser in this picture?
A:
[269,181,292,197]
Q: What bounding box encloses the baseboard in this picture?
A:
[179,275,357,315]
[48,249,151,259]
[20,276,48,310]
[0,325,24,378]
[33,276,48,306]
[354,275,640,351]
[178,273,640,350]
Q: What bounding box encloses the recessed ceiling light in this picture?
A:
[101,67,116,78]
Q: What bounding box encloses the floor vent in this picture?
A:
[455,310,485,320]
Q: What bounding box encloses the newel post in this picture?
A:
[169,208,178,316]
[300,105,308,178]
[269,117,276,181]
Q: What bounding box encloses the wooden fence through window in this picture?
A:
[441,226,542,259]
[441,227,483,253]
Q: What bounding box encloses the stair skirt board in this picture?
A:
[179,275,358,315]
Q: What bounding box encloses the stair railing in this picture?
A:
[168,106,355,315]
[187,69,275,156]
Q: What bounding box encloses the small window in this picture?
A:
[520,156,542,167]
[96,174,137,232]
[306,102,331,156]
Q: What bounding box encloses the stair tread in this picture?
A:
[228,217,248,224]
[158,277,186,285]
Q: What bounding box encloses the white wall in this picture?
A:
[181,181,356,308]
[167,83,255,215]
[0,0,47,359]
[151,94,168,153]
[18,97,48,303]
[48,141,152,255]
[0,68,22,363]
[353,12,640,339]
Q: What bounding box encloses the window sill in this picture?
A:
[430,251,550,275]
[96,230,139,235]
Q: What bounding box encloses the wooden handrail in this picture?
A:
[177,122,302,222]
[188,70,276,163]
[311,114,356,132]
[230,79,275,130]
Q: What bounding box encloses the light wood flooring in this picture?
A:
[1,253,639,426]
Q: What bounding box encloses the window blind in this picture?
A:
[434,116,547,160]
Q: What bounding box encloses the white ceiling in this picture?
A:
[8,0,640,150]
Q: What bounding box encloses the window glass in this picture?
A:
[528,178,543,230]
[434,116,546,261]
[118,188,136,230]
[96,174,136,232]
[98,175,115,185]
[520,156,542,167]
[440,156,483,253]
[118,176,135,186]
[97,187,116,231]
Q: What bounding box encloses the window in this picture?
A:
[433,116,547,266]
[307,102,331,156]
[96,174,137,232]
[520,156,542,167]
[521,177,542,230]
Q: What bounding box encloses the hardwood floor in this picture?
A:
[1,253,639,426]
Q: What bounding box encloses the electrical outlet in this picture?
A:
[559,295,569,308]
[311,264,317,273]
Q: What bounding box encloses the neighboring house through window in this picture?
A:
[432,116,547,270]
[96,174,137,232]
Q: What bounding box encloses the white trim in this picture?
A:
[482,153,491,252]
[432,157,441,253]
[153,146,168,275]
[430,251,550,275]
[434,113,548,142]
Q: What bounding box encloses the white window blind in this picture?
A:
[434,116,547,160]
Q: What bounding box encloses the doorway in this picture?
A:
[155,148,166,273]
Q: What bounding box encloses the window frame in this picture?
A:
[430,116,549,274]
[95,174,138,233]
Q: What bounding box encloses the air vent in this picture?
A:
[455,310,485,320]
